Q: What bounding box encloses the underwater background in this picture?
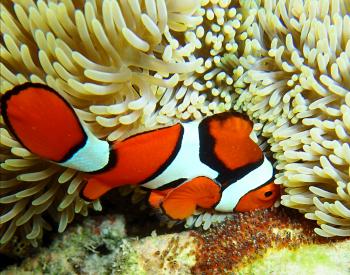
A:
[1,0,350,273]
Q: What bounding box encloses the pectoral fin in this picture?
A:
[148,188,175,208]
[160,177,221,220]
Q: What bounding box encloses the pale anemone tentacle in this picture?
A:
[235,0,350,237]
[0,0,205,247]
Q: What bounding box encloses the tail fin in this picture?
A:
[1,83,87,163]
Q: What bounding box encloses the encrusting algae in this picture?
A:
[0,0,350,249]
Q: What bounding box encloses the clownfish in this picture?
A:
[1,83,280,220]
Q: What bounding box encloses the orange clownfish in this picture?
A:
[1,83,280,220]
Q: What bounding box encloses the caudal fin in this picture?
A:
[0,83,87,162]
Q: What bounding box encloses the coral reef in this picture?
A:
[191,207,341,273]
[1,213,196,274]
[2,214,138,274]
[238,241,350,275]
[2,208,350,274]
[0,0,350,249]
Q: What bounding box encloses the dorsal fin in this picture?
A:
[199,112,263,174]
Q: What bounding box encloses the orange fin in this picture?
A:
[208,112,253,138]
[0,83,86,162]
[149,189,174,208]
[82,178,112,201]
[161,177,221,220]
[200,112,263,171]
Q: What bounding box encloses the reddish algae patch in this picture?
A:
[191,207,347,274]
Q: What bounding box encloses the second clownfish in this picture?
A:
[1,83,280,219]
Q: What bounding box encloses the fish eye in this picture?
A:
[264,191,273,198]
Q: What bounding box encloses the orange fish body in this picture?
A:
[83,124,184,199]
[1,83,279,220]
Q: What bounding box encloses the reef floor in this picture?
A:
[1,204,349,274]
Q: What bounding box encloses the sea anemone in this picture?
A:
[0,0,205,247]
[0,0,349,248]
[237,0,350,238]
[186,0,350,238]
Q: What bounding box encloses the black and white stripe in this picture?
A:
[214,156,274,212]
[61,125,110,172]
[142,121,219,189]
